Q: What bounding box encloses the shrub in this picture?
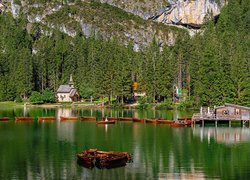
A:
[29,91,43,104]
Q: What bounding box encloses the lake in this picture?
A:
[0,107,250,179]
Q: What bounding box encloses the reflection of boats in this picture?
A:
[60,116,78,121]
[119,117,133,122]
[80,116,96,121]
[38,117,56,121]
[102,117,119,121]
[0,117,9,122]
[157,119,174,124]
[132,118,144,123]
[77,149,132,169]
[97,120,115,124]
[15,117,34,121]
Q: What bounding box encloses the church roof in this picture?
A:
[57,85,73,93]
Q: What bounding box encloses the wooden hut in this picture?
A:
[215,103,250,120]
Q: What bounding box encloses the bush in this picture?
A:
[29,91,43,104]
[42,89,56,103]
[177,99,194,110]
[156,98,173,110]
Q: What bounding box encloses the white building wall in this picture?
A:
[57,93,72,102]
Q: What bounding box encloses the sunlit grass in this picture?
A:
[0,101,24,109]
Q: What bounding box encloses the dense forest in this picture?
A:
[0,0,249,107]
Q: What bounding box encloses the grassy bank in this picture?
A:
[0,101,24,109]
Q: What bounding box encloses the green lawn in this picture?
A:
[0,101,24,109]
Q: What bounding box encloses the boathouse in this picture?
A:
[57,75,80,102]
[215,103,250,120]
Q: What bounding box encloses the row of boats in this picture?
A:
[0,116,192,127]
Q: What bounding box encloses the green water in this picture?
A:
[0,107,250,179]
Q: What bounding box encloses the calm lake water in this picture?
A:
[1,107,250,179]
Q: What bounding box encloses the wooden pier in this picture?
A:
[192,114,250,127]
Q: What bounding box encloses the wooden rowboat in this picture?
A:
[145,119,158,123]
[38,117,56,121]
[157,119,174,124]
[15,117,34,121]
[170,122,192,127]
[119,117,133,122]
[0,117,10,122]
[132,118,144,123]
[102,117,119,121]
[97,120,115,124]
[80,116,96,121]
[60,116,78,121]
[77,149,132,169]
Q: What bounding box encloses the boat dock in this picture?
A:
[192,114,250,127]
[192,103,250,127]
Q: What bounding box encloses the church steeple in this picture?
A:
[69,74,74,88]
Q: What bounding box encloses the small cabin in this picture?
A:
[215,103,250,120]
[57,75,80,102]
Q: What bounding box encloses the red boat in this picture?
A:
[145,119,158,123]
[38,117,56,121]
[132,118,144,123]
[119,117,133,122]
[102,117,119,121]
[0,117,9,122]
[97,120,115,124]
[170,122,192,127]
[157,119,174,124]
[60,116,78,121]
[15,117,34,121]
[80,116,96,121]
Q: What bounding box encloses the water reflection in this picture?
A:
[193,127,250,144]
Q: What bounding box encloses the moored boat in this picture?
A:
[0,117,10,122]
[119,117,133,122]
[38,117,56,121]
[80,116,97,121]
[97,120,115,124]
[132,118,144,123]
[102,117,119,121]
[170,121,192,127]
[15,117,34,121]
[60,116,78,121]
[157,119,174,124]
[145,119,158,123]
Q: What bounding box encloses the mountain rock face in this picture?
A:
[99,0,226,28]
[1,0,226,48]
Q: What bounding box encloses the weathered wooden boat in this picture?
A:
[80,116,96,121]
[38,117,56,121]
[97,120,115,124]
[77,149,132,169]
[0,117,10,122]
[170,122,192,127]
[118,117,133,122]
[132,118,144,123]
[77,149,96,168]
[60,116,78,121]
[157,119,174,124]
[15,117,34,121]
[102,117,119,121]
[145,119,158,123]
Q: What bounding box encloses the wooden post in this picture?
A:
[229,120,231,127]
[215,120,217,127]
[202,120,204,127]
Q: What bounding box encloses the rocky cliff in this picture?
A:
[0,0,226,48]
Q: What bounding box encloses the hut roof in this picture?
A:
[215,103,250,110]
[57,85,73,93]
